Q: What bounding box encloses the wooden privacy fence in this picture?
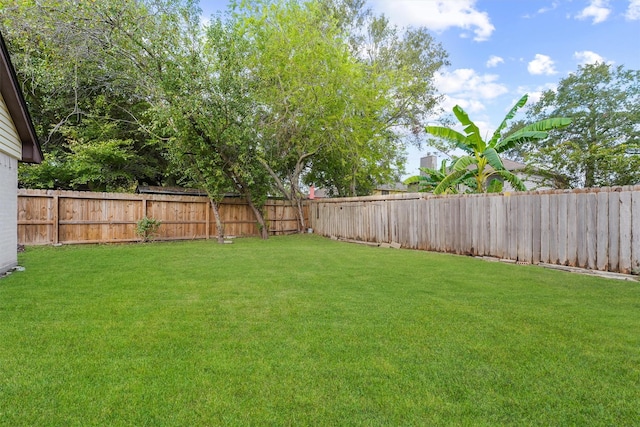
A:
[18,189,306,245]
[309,186,640,275]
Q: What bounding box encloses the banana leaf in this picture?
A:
[403,175,422,185]
[488,94,528,147]
[452,105,485,152]
[452,155,477,171]
[434,168,468,194]
[424,126,473,154]
[486,178,504,193]
[495,118,571,152]
[518,117,572,133]
[494,130,549,152]
[495,169,526,191]
[482,147,505,171]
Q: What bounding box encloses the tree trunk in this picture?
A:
[245,195,269,239]
[584,158,596,188]
[289,180,307,232]
[295,196,306,232]
[209,199,225,243]
[258,158,306,232]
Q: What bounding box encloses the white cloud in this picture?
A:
[440,96,486,114]
[435,69,508,99]
[574,50,606,65]
[527,54,557,75]
[576,0,611,24]
[433,68,509,117]
[516,83,557,105]
[486,55,504,68]
[523,1,560,17]
[538,2,560,14]
[626,0,640,20]
[371,0,495,42]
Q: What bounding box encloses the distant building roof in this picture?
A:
[0,31,42,163]
[375,182,408,192]
[312,187,329,198]
[136,186,208,196]
[502,158,527,171]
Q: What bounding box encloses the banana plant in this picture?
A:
[425,94,572,194]
[404,159,459,194]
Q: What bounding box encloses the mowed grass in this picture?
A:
[1,235,639,426]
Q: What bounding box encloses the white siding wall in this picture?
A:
[0,91,22,160]
[0,151,18,274]
[0,91,22,274]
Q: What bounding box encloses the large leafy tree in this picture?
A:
[0,0,181,191]
[311,0,448,196]
[235,0,448,224]
[519,63,640,188]
[422,94,571,194]
[237,0,359,230]
[153,16,273,240]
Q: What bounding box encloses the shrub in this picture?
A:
[135,217,162,242]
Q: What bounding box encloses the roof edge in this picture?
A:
[0,31,42,163]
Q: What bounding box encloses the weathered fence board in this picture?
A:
[548,195,558,265]
[310,186,640,275]
[540,194,550,264]
[586,193,597,270]
[632,192,640,273]
[619,191,632,274]
[557,193,568,266]
[576,193,587,268]
[18,189,306,245]
[567,193,577,266]
[596,192,609,271]
[608,191,620,272]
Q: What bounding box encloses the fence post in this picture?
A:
[205,200,210,240]
[52,193,59,245]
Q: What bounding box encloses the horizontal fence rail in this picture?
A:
[18,189,307,245]
[309,186,640,275]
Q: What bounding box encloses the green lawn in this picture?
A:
[1,235,639,426]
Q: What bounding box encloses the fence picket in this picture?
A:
[619,192,632,274]
[540,194,550,264]
[632,192,640,274]
[608,191,621,272]
[586,193,597,270]
[549,195,560,264]
[576,193,587,268]
[557,194,569,265]
[567,193,578,266]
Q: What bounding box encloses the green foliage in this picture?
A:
[425,94,571,194]
[518,63,640,188]
[3,0,448,218]
[150,13,272,239]
[236,0,447,202]
[135,217,162,242]
[1,1,185,190]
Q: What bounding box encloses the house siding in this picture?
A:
[0,91,22,160]
[0,90,21,274]
[0,151,18,274]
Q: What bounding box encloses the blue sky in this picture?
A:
[199,0,640,177]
